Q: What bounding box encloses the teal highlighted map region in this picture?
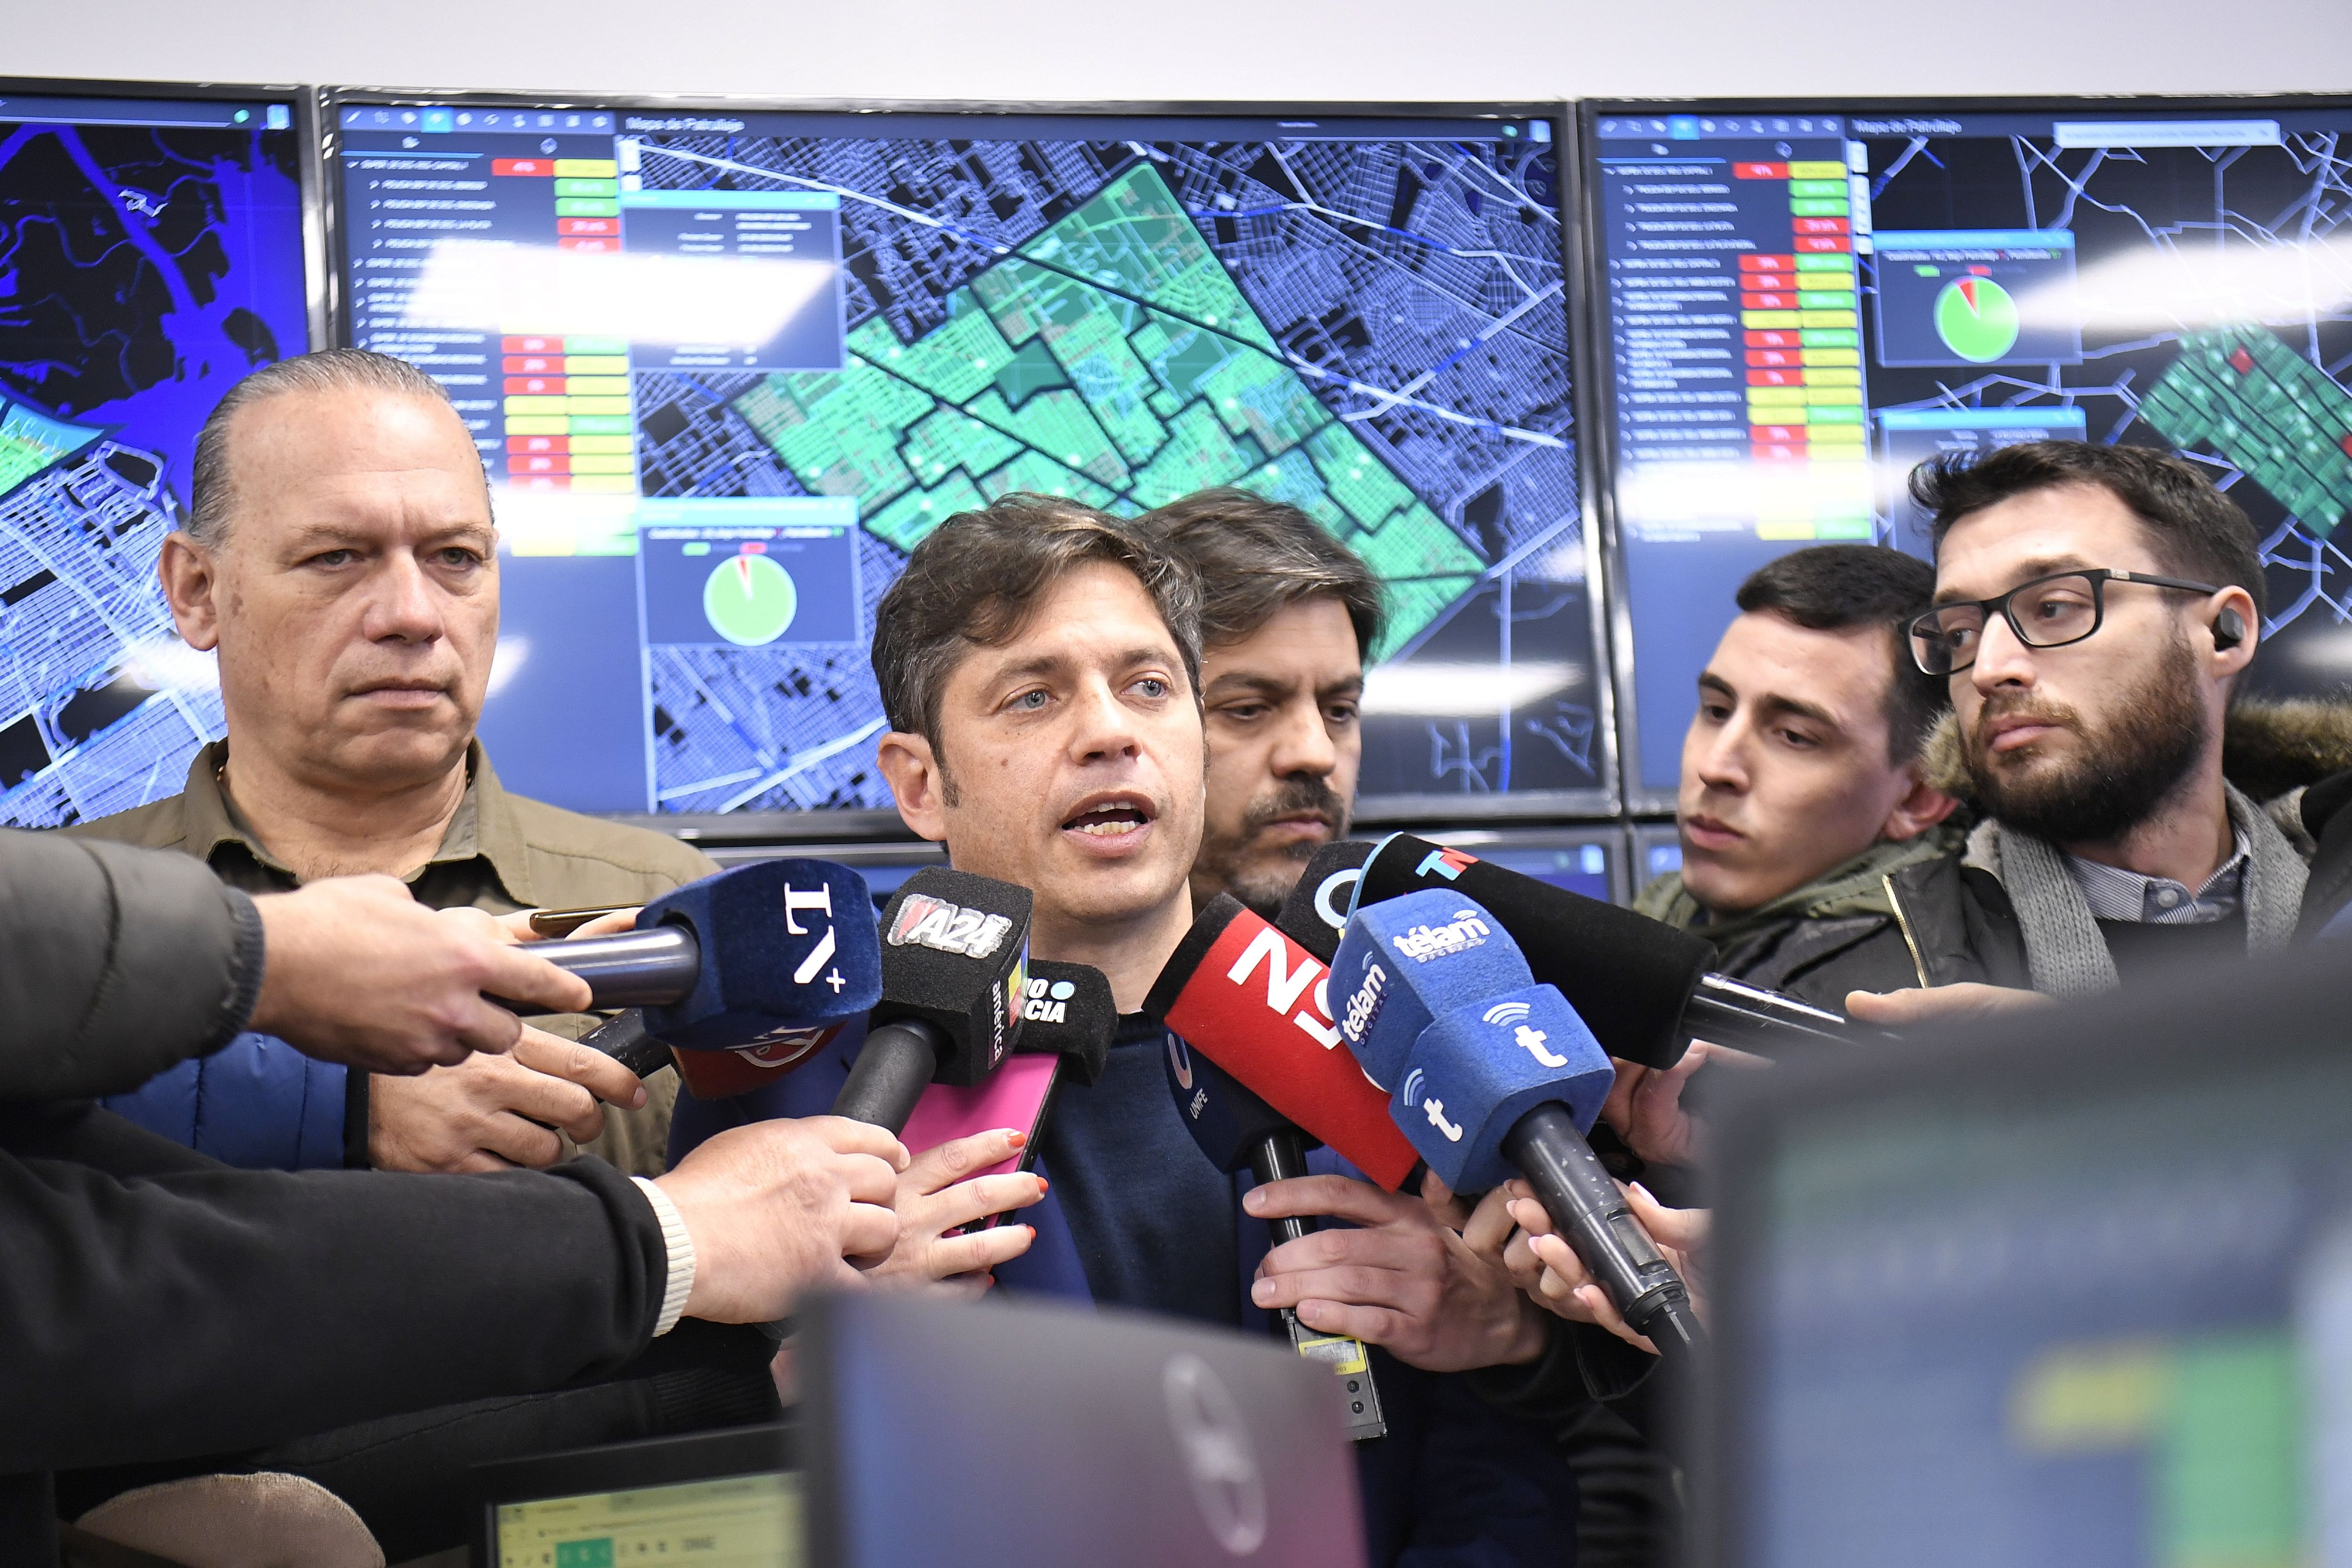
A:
[731,164,1486,658]
[0,402,103,500]
[2140,325,2352,539]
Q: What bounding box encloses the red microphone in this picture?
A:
[1145,894,1421,1193]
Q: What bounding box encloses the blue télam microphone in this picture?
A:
[1334,889,1705,1363]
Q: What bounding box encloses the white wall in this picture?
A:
[22,0,2352,103]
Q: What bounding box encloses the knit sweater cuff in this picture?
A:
[630,1177,698,1337]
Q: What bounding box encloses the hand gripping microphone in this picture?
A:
[521,861,882,1086]
[1335,888,1706,1365]
[1352,834,1859,1067]
[1144,893,1421,1193]
[1160,1033,1389,1442]
[830,868,1033,1133]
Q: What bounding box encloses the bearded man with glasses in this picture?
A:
[1845,441,2352,1030]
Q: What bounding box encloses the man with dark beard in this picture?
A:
[1149,489,1381,917]
[1847,441,2307,1026]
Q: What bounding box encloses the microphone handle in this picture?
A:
[1502,1102,1705,1368]
[1245,1125,1388,1442]
[505,925,701,1011]
[831,1018,949,1133]
[579,1009,675,1079]
[1680,972,1887,1057]
[1246,1126,1317,1248]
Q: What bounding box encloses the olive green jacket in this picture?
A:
[66,741,718,1175]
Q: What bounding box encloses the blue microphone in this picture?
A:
[1335,889,1704,1362]
[529,861,883,1059]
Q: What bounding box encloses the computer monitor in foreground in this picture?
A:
[0,79,312,829]
[1583,96,2352,806]
[475,1425,795,1568]
[1707,941,2352,1568]
[328,95,1603,825]
[800,1289,1367,1567]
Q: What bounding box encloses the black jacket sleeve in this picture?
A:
[0,1105,665,1474]
[0,830,262,1102]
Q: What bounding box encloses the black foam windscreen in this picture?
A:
[638,860,882,1052]
[1014,959,1115,1087]
[1357,834,1713,1071]
[872,867,1035,1088]
[1275,839,1379,964]
[1163,1029,1299,1173]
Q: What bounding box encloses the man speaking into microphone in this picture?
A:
[673,491,1577,1565]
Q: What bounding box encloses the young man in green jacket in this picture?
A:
[1634,543,1958,1009]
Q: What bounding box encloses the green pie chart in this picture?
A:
[1935,275,2020,363]
[703,551,798,646]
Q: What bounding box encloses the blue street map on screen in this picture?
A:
[334,103,1590,814]
[1591,104,2352,795]
[0,92,307,829]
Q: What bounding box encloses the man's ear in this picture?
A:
[2208,584,2260,680]
[157,531,223,652]
[1880,768,1960,844]
[875,731,949,842]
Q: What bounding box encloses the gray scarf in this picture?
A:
[1970,782,2308,999]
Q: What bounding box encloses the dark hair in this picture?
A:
[1143,488,1384,658]
[1736,544,1946,764]
[871,493,1203,749]
[1910,440,2267,619]
[189,348,472,546]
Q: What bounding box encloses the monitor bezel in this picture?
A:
[0,74,326,371]
[320,87,1616,839]
[468,1421,793,1566]
[0,76,324,834]
[1576,92,2352,813]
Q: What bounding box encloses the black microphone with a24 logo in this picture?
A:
[830,868,1036,1134]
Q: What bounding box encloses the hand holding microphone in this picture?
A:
[865,1128,1047,1299]
[369,1025,652,1174]
[1333,888,1707,1365]
[248,875,595,1074]
[1246,1172,1551,1375]
[1148,895,1412,1439]
[865,956,1112,1296]
[652,1115,910,1323]
[1504,1180,1710,1354]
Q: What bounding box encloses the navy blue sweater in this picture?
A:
[668,1015,1576,1566]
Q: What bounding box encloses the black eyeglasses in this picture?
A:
[1907,568,2225,677]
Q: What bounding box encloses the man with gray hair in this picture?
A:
[67,348,709,1176]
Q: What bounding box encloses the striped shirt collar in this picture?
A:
[2064,828,2252,925]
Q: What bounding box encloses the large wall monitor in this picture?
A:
[1629,820,1684,896]
[0,80,313,829]
[327,95,1606,827]
[1584,98,2352,806]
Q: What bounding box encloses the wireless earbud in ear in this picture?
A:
[2214,608,2247,650]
